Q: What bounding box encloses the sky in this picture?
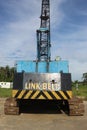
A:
[0,0,87,81]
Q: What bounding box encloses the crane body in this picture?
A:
[4,0,84,116]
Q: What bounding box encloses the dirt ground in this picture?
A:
[0,98,87,130]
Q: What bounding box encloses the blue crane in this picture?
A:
[4,0,84,116]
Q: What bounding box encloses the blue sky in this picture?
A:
[0,0,87,81]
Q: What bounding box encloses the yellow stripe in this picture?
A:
[17,90,26,99]
[60,91,68,99]
[24,91,33,99]
[44,91,53,99]
[12,90,72,100]
[31,91,40,99]
[52,91,61,99]
[67,91,72,99]
[12,90,18,98]
[38,95,46,99]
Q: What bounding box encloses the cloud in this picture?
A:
[70,60,87,81]
[0,0,65,65]
[50,0,87,81]
[0,0,41,66]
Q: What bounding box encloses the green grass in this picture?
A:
[72,84,87,99]
[0,88,12,97]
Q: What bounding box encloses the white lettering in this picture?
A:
[25,82,61,91]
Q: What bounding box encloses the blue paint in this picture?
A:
[37,62,47,73]
[16,60,69,73]
[16,61,36,73]
[49,61,68,73]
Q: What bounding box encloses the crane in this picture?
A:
[4,0,84,116]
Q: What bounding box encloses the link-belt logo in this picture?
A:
[25,82,61,91]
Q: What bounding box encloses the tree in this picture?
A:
[82,73,87,84]
[0,66,15,82]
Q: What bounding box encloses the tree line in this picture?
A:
[0,66,14,82]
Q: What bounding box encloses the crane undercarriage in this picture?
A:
[4,97,84,116]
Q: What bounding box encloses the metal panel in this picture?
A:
[13,72,61,91]
[16,60,69,73]
[13,73,23,90]
[58,61,69,73]
[49,61,58,73]
[13,72,71,91]
[23,73,60,83]
[49,61,69,73]
[23,73,61,91]
[37,62,47,73]
[16,61,36,73]
[61,73,72,91]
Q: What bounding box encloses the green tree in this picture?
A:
[0,66,14,82]
[82,73,87,85]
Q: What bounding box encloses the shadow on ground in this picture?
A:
[18,100,65,114]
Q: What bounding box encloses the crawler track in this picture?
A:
[4,97,85,116]
[68,97,85,116]
[4,98,19,115]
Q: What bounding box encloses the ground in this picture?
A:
[0,98,87,130]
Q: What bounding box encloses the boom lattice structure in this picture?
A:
[37,0,51,61]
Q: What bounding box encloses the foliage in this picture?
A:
[82,73,87,83]
[0,66,14,82]
[72,84,87,99]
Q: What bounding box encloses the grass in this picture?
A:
[0,88,12,97]
[72,84,87,99]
